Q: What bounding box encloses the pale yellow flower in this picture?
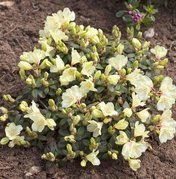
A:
[71,48,81,65]
[157,77,176,111]
[123,108,133,118]
[127,69,153,101]
[160,77,176,98]
[132,93,145,108]
[122,141,148,159]
[108,55,128,71]
[134,76,153,101]
[51,30,68,43]
[80,78,97,94]
[134,121,149,138]
[39,37,55,57]
[5,123,23,140]
[40,8,75,38]
[86,150,100,165]
[159,110,176,143]
[126,69,141,85]
[24,101,56,132]
[81,61,96,77]
[59,67,77,86]
[62,85,83,108]
[20,49,46,64]
[150,45,167,59]
[99,102,118,117]
[50,55,65,73]
[85,26,99,44]
[128,158,141,171]
[137,108,150,122]
[114,119,129,130]
[107,74,120,85]
[157,96,175,111]
[116,131,129,145]
[87,120,103,137]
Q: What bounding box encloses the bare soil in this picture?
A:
[0,0,176,178]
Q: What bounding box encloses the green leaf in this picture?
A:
[116,10,126,17]
[122,15,132,22]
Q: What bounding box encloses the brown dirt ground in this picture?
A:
[0,0,176,178]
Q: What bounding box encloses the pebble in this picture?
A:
[144,28,155,39]
[25,166,42,177]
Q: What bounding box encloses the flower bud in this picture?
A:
[44,72,49,79]
[73,115,81,126]
[112,153,118,160]
[108,151,112,156]
[40,59,52,69]
[143,41,150,49]
[152,115,161,123]
[92,109,103,118]
[127,67,132,74]
[117,43,124,54]
[56,88,62,95]
[0,107,8,114]
[108,126,115,135]
[156,65,164,69]
[153,75,164,84]
[105,65,112,76]
[159,58,168,66]
[64,135,76,143]
[48,99,57,111]
[137,32,143,39]
[103,117,112,124]
[19,101,29,112]
[41,152,55,162]
[0,137,9,145]
[26,127,38,139]
[94,70,101,80]
[0,114,8,121]
[25,75,36,87]
[127,27,134,40]
[133,60,139,69]
[18,61,33,71]
[3,94,15,103]
[41,79,49,87]
[101,74,107,81]
[19,69,26,80]
[120,69,126,76]
[80,159,87,167]
[89,137,98,151]
[132,38,142,50]
[83,112,92,125]
[112,25,121,41]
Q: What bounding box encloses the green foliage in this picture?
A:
[116,0,158,30]
[0,8,176,171]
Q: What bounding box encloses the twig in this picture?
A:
[0,25,19,39]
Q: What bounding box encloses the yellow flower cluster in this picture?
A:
[0,8,176,172]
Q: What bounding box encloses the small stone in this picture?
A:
[0,1,14,7]
[144,28,155,39]
[25,166,42,177]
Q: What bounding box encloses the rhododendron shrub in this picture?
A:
[0,8,176,171]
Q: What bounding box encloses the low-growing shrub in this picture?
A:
[0,8,176,171]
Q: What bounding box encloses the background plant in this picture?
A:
[0,8,175,171]
[116,0,158,30]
